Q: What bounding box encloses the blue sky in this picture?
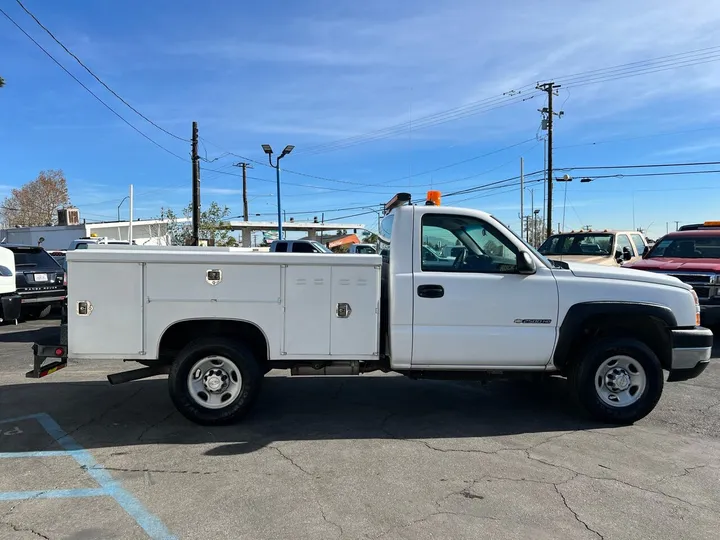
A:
[2,0,720,239]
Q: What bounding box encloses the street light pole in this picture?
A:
[262,144,295,240]
[117,196,129,221]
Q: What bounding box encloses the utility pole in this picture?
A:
[537,82,563,238]
[674,220,680,231]
[519,157,524,239]
[191,121,200,246]
[233,162,253,221]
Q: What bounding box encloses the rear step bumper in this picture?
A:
[27,343,67,378]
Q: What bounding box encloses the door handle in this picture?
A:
[417,284,444,298]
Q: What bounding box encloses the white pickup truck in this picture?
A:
[30,192,713,426]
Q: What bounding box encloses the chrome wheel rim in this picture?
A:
[187,356,242,409]
[594,355,646,408]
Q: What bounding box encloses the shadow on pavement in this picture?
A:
[0,374,611,455]
[0,322,60,344]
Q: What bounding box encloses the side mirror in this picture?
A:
[642,246,649,259]
[623,248,632,261]
[615,249,623,262]
[517,251,537,274]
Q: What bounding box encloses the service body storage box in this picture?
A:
[66,246,382,362]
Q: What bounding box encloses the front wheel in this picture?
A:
[168,337,262,425]
[570,337,664,425]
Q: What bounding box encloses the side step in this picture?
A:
[26,344,68,379]
[107,364,171,385]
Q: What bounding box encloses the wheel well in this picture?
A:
[157,319,269,365]
[557,314,672,372]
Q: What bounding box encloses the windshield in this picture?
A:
[647,236,720,259]
[354,245,376,254]
[311,241,332,253]
[11,247,61,268]
[539,233,614,256]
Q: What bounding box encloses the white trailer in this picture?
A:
[30,192,713,426]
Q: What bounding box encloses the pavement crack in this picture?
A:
[318,502,343,539]
[553,483,604,539]
[270,445,312,476]
[524,450,720,514]
[0,519,50,539]
[84,465,226,476]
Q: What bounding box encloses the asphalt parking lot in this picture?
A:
[0,318,719,539]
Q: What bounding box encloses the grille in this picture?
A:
[667,273,713,284]
[654,271,717,300]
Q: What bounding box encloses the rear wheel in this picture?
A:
[569,337,663,425]
[168,337,262,425]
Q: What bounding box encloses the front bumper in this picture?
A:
[668,326,714,382]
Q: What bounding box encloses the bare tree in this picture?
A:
[1,170,71,227]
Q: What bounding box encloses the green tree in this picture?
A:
[162,201,234,246]
[361,231,378,243]
[0,76,5,88]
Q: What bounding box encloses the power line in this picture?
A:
[296,93,541,156]
[15,0,188,142]
[580,169,720,179]
[263,45,720,159]
[559,160,720,171]
[555,125,720,150]
[0,7,188,162]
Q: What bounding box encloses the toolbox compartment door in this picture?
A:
[68,261,144,357]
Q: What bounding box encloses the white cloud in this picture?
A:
[155,0,720,153]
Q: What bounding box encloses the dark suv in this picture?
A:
[7,245,67,319]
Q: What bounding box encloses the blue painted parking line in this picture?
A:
[0,488,106,501]
[0,412,177,540]
[0,450,77,458]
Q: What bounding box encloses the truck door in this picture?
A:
[412,213,559,367]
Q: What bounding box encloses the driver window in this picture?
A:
[420,214,519,273]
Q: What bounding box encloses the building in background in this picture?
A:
[0,218,171,251]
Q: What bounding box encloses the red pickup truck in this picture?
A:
[625,224,720,326]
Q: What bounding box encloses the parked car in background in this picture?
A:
[269,240,332,253]
[348,243,377,254]
[6,244,66,319]
[624,224,720,326]
[68,237,132,250]
[538,230,647,267]
[0,246,21,322]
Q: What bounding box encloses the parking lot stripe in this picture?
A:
[0,488,107,501]
[0,413,177,540]
[0,450,73,458]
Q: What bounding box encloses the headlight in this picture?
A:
[691,289,701,326]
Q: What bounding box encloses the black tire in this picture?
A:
[168,337,262,425]
[569,337,664,425]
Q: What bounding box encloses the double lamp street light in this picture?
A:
[262,144,294,239]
